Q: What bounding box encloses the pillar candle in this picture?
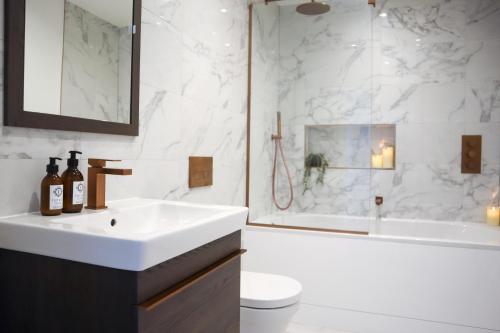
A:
[486,206,500,226]
[372,154,383,169]
[382,145,395,169]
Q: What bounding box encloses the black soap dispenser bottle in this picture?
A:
[40,157,64,216]
[62,151,85,213]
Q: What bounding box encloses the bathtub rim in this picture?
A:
[245,224,500,252]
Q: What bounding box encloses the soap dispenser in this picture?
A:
[40,157,64,216]
[62,151,85,213]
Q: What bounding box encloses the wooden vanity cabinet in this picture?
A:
[0,231,243,333]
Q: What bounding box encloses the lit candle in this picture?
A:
[382,145,395,169]
[372,154,383,169]
[486,207,500,226]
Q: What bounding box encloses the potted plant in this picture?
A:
[303,153,329,193]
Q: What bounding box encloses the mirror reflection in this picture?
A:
[23,0,134,123]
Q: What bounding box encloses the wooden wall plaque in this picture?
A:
[189,157,213,188]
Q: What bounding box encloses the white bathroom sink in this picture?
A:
[0,198,248,271]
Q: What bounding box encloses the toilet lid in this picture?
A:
[240,271,302,309]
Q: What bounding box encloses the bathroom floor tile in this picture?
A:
[287,322,352,333]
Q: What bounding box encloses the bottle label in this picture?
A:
[73,181,84,205]
[50,185,64,210]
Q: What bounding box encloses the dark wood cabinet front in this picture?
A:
[0,231,242,333]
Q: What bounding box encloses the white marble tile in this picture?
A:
[465,0,500,41]
[61,3,126,123]
[375,0,467,43]
[466,39,500,81]
[248,0,500,224]
[395,123,463,165]
[374,39,479,84]
[465,80,500,123]
[0,0,249,217]
[248,3,280,220]
[462,163,500,223]
[284,82,372,125]
[142,0,183,29]
[464,122,500,166]
[372,82,466,123]
[371,163,465,221]
[133,86,183,160]
[140,8,183,94]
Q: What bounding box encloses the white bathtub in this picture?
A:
[245,214,500,333]
[253,213,500,250]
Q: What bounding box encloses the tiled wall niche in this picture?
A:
[305,124,396,170]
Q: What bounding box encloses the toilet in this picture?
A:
[240,271,302,333]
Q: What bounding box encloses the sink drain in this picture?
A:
[110,219,117,227]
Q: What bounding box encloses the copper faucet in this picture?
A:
[375,196,384,221]
[86,159,132,210]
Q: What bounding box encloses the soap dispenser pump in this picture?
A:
[40,157,64,216]
[62,151,85,213]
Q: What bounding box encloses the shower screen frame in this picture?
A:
[244,3,370,236]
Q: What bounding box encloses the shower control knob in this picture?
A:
[467,151,476,158]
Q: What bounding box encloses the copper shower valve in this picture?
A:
[461,135,482,174]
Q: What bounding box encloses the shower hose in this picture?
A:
[272,137,294,210]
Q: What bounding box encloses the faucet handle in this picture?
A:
[88,158,122,168]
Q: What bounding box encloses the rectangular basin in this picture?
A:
[0,198,248,271]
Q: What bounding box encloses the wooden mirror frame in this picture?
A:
[4,0,141,136]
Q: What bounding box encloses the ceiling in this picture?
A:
[69,0,133,27]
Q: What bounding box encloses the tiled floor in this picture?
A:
[287,322,352,333]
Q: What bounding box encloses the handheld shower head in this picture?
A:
[296,0,331,15]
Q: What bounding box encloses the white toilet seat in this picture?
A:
[241,271,302,309]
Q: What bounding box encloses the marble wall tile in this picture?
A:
[465,80,500,123]
[140,8,183,94]
[61,3,126,123]
[465,0,500,41]
[0,0,249,217]
[249,0,500,224]
[370,163,465,221]
[464,122,500,166]
[376,0,467,43]
[395,123,463,165]
[291,168,371,216]
[465,39,500,81]
[272,0,374,219]
[372,82,466,123]
[462,163,500,223]
[248,3,279,221]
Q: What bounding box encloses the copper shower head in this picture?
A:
[296,0,330,15]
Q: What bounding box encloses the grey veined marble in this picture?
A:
[249,0,500,224]
[61,2,132,123]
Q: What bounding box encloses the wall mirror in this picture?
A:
[4,0,141,136]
